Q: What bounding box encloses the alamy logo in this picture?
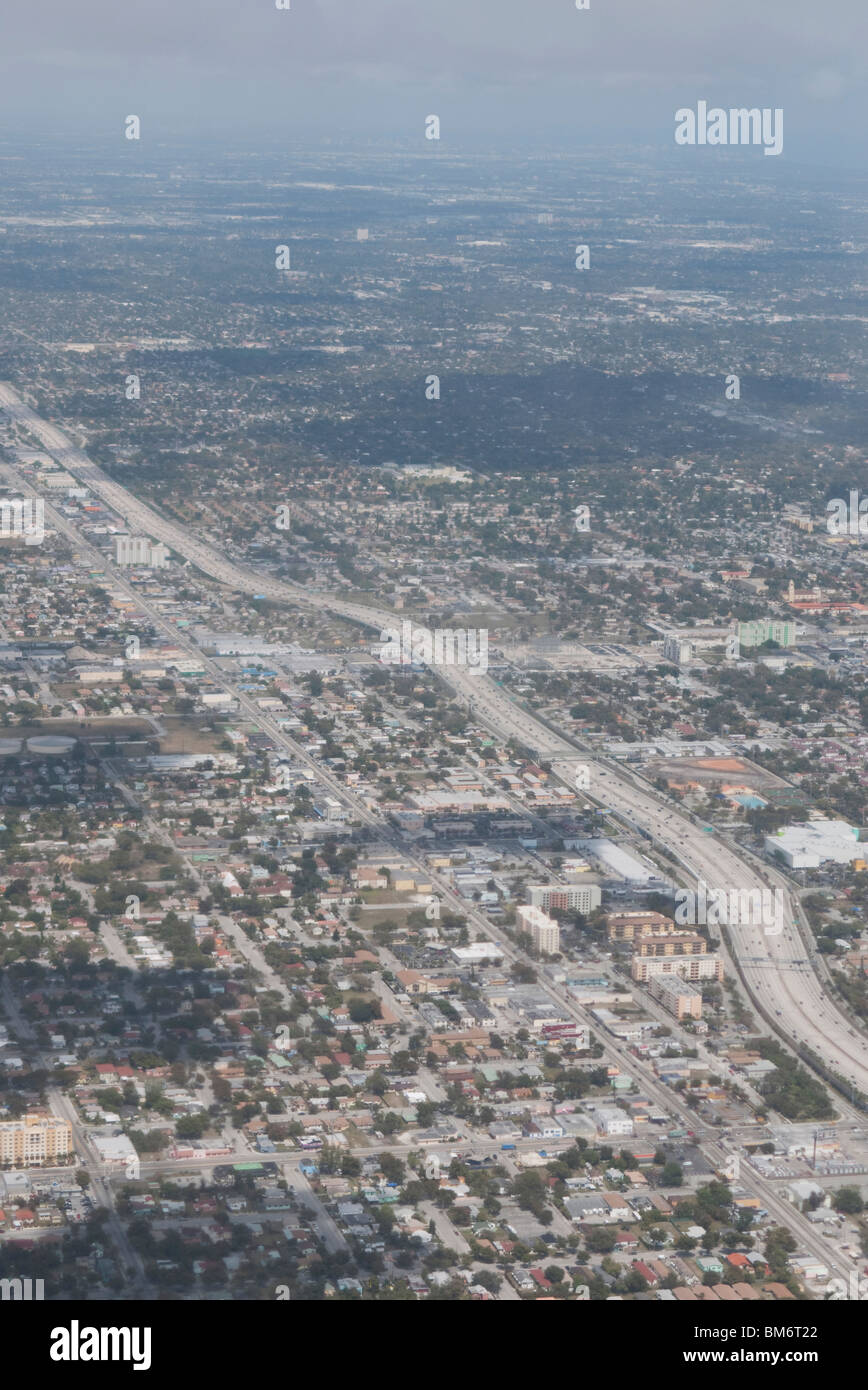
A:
[50,1322,151,1371]
[675,103,783,156]
[0,1277,44,1300]
[0,498,44,545]
[827,492,868,537]
[675,880,784,936]
[379,621,488,675]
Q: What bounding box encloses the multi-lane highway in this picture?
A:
[2,385,867,1107]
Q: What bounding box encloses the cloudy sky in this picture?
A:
[1,0,866,162]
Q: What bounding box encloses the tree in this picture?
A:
[348,998,381,1025]
[583,1227,616,1254]
[378,1152,405,1185]
[832,1186,864,1216]
[175,1113,208,1139]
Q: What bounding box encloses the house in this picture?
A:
[726,1252,751,1271]
[632,1260,659,1286]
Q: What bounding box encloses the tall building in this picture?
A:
[115,535,170,569]
[516,904,560,955]
[649,973,703,1020]
[737,618,795,649]
[631,954,723,984]
[663,634,694,665]
[528,883,601,914]
[0,1113,72,1167]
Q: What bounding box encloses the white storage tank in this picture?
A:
[26,735,77,756]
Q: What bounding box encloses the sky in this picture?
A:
[1,0,866,164]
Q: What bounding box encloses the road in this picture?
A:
[4,377,856,1092]
[0,381,861,1285]
[1,977,149,1294]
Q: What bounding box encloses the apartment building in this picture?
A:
[649,974,703,1020]
[738,618,795,649]
[115,535,170,569]
[527,883,601,914]
[606,911,675,941]
[0,1113,72,1167]
[516,904,561,956]
[631,954,723,984]
[634,933,707,957]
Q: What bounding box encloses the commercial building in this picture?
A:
[765,819,863,870]
[590,1105,634,1137]
[450,942,504,966]
[91,1133,140,1169]
[527,882,601,914]
[516,904,561,955]
[0,1113,72,1167]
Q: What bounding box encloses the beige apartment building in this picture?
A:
[606,911,676,941]
[649,973,703,1020]
[516,904,561,956]
[634,933,708,957]
[0,1114,73,1167]
[631,954,724,984]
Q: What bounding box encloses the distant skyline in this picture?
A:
[0,0,866,167]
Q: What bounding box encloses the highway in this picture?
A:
[4,374,866,1092]
[0,382,863,1283]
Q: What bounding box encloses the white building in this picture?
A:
[451,942,504,966]
[765,819,862,870]
[516,904,560,955]
[590,1105,634,1137]
[527,883,601,914]
[663,634,694,665]
[115,535,170,568]
[91,1133,140,1169]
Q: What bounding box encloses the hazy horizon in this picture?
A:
[0,0,865,167]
